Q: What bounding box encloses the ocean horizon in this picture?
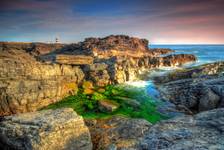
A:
[151,44,224,66]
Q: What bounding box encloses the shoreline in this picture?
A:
[1,35,224,150]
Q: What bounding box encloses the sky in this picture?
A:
[0,0,224,44]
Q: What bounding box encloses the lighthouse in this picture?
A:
[55,37,59,43]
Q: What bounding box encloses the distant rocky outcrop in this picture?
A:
[140,108,224,149]
[154,61,224,83]
[40,35,174,59]
[0,42,64,56]
[0,108,92,150]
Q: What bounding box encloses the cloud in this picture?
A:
[0,0,223,43]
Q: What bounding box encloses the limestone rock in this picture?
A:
[84,63,110,87]
[85,116,152,150]
[157,74,224,112]
[162,54,197,67]
[30,43,64,56]
[0,42,64,56]
[199,87,220,111]
[0,108,92,150]
[56,55,94,65]
[154,61,224,84]
[115,96,141,109]
[140,108,224,150]
[99,100,119,112]
[0,49,84,116]
[149,48,174,56]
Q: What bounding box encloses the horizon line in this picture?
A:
[1,40,224,45]
[150,43,224,45]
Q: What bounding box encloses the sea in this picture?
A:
[151,44,224,66]
[126,45,224,99]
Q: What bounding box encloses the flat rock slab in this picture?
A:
[0,108,92,150]
[56,55,94,65]
[99,100,119,112]
[140,108,224,150]
[85,116,152,150]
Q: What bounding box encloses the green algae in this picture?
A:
[44,85,168,124]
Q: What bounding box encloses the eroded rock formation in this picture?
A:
[140,108,224,149]
[0,108,92,150]
[0,49,84,116]
[156,62,224,112]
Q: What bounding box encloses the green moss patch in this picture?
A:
[44,85,168,124]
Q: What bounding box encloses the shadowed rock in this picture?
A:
[156,62,224,112]
[140,108,224,150]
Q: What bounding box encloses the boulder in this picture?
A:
[0,108,92,150]
[115,96,141,109]
[30,43,64,56]
[84,63,111,87]
[154,61,224,84]
[199,87,220,111]
[149,48,174,56]
[85,116,152,150]
[140,108,224,150]
[158,75,224,112]
[98,100,119,112]
[162,54,197,67]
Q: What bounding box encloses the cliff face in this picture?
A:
[0,49,84,116]
[0,35,197,116]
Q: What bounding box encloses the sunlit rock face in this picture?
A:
[49,35,150,58]
[42,35,174,58]
[0,108,92,150]
[0,49,84,116]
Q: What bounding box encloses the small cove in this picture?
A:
[127,45,224,118]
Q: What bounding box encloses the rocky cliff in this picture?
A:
[0,35,197,116]
[0,49,84,116]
